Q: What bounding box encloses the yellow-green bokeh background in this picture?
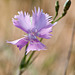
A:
[0,0,75,75]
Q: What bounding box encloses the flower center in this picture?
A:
[28,32,36,40]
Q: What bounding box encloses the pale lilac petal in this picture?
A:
[26,39,46,54]
[12,11,33,33]
[32,7,49,31]
[7,37,29,50]
[45,13,52,19]
[37,27,53,39]
[35,21,57,39]
[40,22,57,30]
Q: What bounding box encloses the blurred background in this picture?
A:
[0,0,75,75]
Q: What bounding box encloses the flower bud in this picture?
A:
[55,0,59,13]
[64,0,71,12]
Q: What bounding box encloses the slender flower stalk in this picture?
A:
[26,51,35,65]
[19,44,28,69]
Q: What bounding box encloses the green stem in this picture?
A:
[53,12,58,21]
[24,43,28,61]
[19,43,28,69]
[26,51,35,65]
[55,16,62,22]
[40,38,43,42]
